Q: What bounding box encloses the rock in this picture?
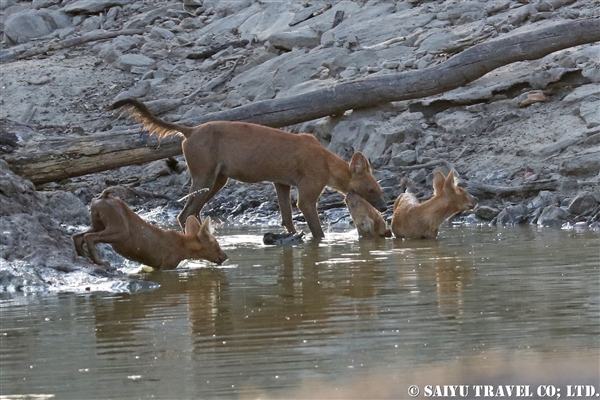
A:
[0,160,43,216]
[203,0,252,16]
[103,5,120,29]
[81,15,102,32]
[113,80,151,103]
[317,2,363,30]
[180,17,204,30]
[32,0,60,8]
[4,9,71,44]
[475,205,500,221]
[567,192,599,215]
[124,5,172,30]
[560,154,600,177]
[409,169,428,184]
[326,110,383,159]
[585,132,600,146]
[321,5,434,47]
[236,2,297,43]
[494,204,529,225]
[581,60,600,82]
[229,47,348,103]
[63,0,132,14]
[537,205,571,228]
[579,100,600,128]
[527,190,559,210]
[41,191,90,226]
[268,25,321,50]
[263,231,304,245]
[328,48,382,76]
[434,110,490,136]
[437,1,487,23]
[562,84,600,103]
[362,111,426,159]
[109,34,143,52]
[116,54,156,72]
[289,4,326,26]
[339,66,359,79]
[149,26,175,41]
[391,149,417,166]
[415,29,460,54]
[140,160,175,184]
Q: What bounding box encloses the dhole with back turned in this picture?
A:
[112,98,386,239]
[345,190,392,238]
[73,187,228,270]
[391,170,477,239]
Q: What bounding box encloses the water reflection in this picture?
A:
[0,226,598,399]
[393,238,474,318]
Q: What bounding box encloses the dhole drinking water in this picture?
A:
[345,190,391,238]
[73,187,228,269]
[112,98,386,239]
[391,170,477,239]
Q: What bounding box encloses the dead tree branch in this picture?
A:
[0,29,145,63]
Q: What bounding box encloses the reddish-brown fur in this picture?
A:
[345,190,391,238]
[112,98,386,239]
[391,170,477,239]
[73,188,227,269]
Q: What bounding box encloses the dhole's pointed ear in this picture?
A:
[349,152,371,174]
[185,216,202,235]
[199,216,214,238]
[432,171,445,195]
[444,169,457,192]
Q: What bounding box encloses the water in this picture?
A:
[1,225,599,399]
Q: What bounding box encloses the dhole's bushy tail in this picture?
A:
[112,98,193,139]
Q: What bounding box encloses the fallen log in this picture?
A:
[3,18,600,185]
[179,18,600,128]
[1,125,182,184]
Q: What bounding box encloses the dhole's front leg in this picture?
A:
[297,189,325,239]
[274,183,296,233]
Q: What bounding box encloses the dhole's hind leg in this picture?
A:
[83,226,129,268]
[274,183,296,233]
[178,174,227,230]
[73,231,92,257]
[73,214,106,259]
[76,211,127,268]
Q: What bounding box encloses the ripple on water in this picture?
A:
[0,225,598,399]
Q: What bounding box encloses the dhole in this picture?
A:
[112,98,386,239]
[73,187,228,269]
[391,170,477,239]
[345,190,391,238]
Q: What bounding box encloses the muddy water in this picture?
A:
[1,225,598,399]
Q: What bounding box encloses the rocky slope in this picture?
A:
[1,0,599,292]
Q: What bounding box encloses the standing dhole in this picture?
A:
[345,190,391,238]
[112,98,386,239]
[73,188,228,269]
[391,170,477,239]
